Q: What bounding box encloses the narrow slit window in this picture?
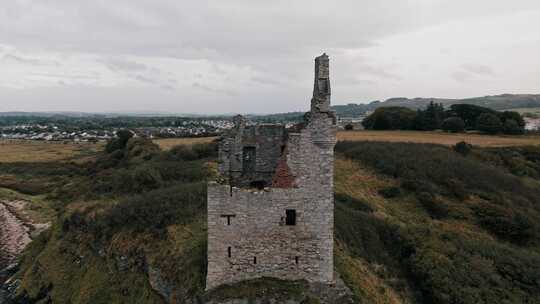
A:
[285,209,297,226]
[253,257,257,264]
[295,256,299,264]
[227,247,232,258]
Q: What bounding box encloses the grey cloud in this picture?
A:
[461,64,495,76]
[452,71,471,83]
[3,54,58,66]
[192,82,237,96]
[453,63,495,83]
[1,1,539,113]
[102,58,149,72]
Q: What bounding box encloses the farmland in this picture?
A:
[0,141,103,163]
[338,130,540,147]
[1,130,539,164]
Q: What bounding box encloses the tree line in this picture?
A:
[362,102,526,134]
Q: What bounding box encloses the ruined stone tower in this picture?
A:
[206,54,337,290]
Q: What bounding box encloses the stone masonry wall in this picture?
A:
[218,125,285,187]
[207,54,336,290]
[206,116,336,290]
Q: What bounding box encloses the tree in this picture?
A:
[442,117,465,133]
[448,104,497,130]
[105,129,134,153]
[503,119,523,135]
[499,111,526,128]
[414,101,445,131]
[499,111,525,134]
[476,113,503,134]
[362,107,417,130]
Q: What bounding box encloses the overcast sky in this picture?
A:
[1,0,540,114]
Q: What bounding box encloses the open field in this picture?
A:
[154,137,218,150]
[0,140,103,163]
[338,130,540,147]
[1,131,538,164]
[507,107,540,114]
[155,131,540,149]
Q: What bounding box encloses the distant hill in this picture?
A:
[2,94,539,120]
[334,94,540,117]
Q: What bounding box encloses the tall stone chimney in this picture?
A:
[311,53,331,113]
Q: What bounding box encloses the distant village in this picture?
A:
[0,112,538,143]
[0,120,233,142]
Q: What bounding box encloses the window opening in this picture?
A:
[285,209,297,226]
[221,214,236,225]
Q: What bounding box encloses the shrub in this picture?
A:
[442,117,465,133]
[335,141,540,209]
[334,193,373,212]
[168,145,198,161]
[476,113,503,134]
[105,129,134,153]
[378,186,401,198]
[335,201,401,264]
[444,178,468,200]
[453,141,472,156]
[417,192,449,219]
[192,142,219,158]
[474,202,537,244]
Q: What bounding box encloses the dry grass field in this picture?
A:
[338,130,540,147]
[154,137,218,150]
[1,131,538,164]
[0,140,103,163]
[154,131,540,151]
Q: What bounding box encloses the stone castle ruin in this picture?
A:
[206,54,337,290]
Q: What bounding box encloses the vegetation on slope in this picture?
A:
[334,141,540,303]
[5,135,216,303]
[4,135,540,303]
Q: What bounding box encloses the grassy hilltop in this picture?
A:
[1,132,540,303]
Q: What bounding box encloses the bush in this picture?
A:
[334,193,373,212]
[168,145,198,161]
[417,192,449,219]
[453,141,472,156]
[474,202,537,244]
[344,123,354,131]
[378,186,401,198]
[476,113,503,134]
[335,141,540,209]
[442,117,465,133]
[105,129,134,153]
[192,142,219,158]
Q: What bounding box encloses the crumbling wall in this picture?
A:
[218,124,285,188]
[207,53,336,290]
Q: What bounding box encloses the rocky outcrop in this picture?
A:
[0,200,51,303]
[0,201,32,269]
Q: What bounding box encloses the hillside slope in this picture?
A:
[1,139,540,303]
